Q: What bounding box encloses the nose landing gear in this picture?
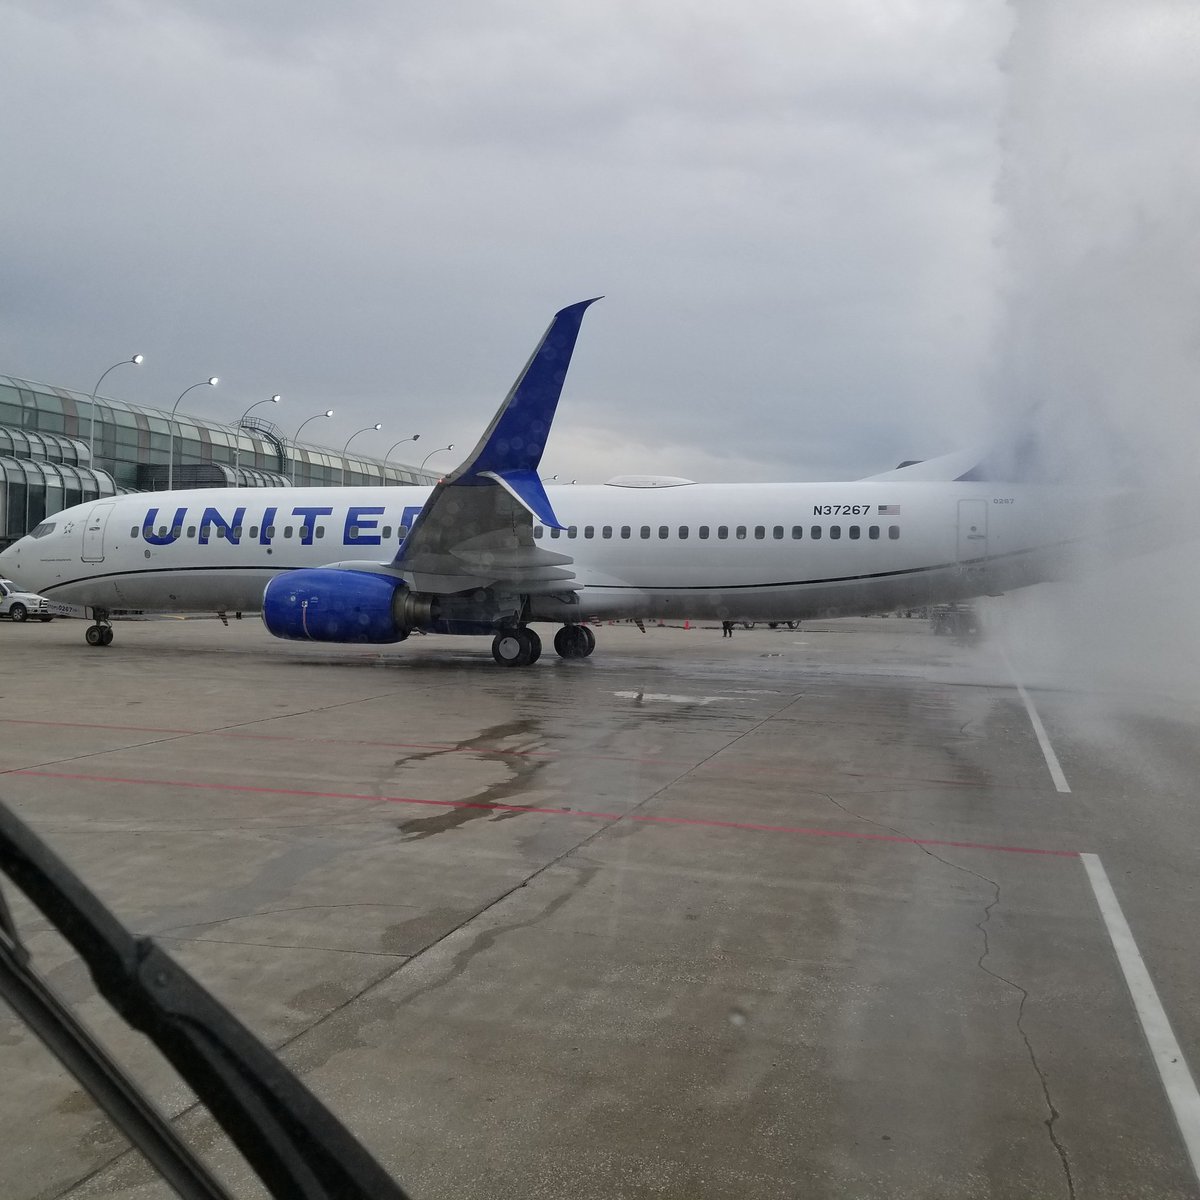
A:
[85,610,114,647]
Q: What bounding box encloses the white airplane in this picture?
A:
[0,299,1118,666]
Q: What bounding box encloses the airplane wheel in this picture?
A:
[741,622,756,630]
[9,603,27,623]
[100,626,115,646]
[492,628,536,667]
[554,624,592,659]
[786,621,799,629]
[578,624,596,657]
[85,625,105,647]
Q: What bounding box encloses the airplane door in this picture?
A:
[81,503,115,563]
[957,499,988,570]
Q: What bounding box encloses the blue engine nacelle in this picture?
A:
[262,569,436,643]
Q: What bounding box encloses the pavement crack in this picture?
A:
[819,791,1076,1200]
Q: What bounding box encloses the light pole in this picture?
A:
[383,434,420,484]
[167,377,219,491]
[290,409,334,482]
[232,394,281,483]
[419,444,454,472]
[341,423,382,486]
[291,409,334,445]
[87,354,143,465]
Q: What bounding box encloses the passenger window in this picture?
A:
[602,526,612,539]
[348,526,359,538]
[316,526,325,538]
[678,526,689,539]
[567,526,578,539]
[754,525,765,539]
[849,526,860,540]
[397,526,409,538]
[584,525,594,539]
[249,526,259,539]
[266,526,276,538]
[620,526,631,539]
[640,526,651,539]
[550,527,561,538]
[157,527,167,538]
[772,526,784,540]
[233,526,243,538]
[699,525,710,540]
[717,526,728,539]
[130,526,139,537]
[868,525,880,540]
[792,526,803,539]
[284,526,294,538]
[829,526,841,539]
[810,526,822,540]
[889,525,900,540]
[735,526,747,540]
[533,526,544,539]
[382,526,392,539]
[658,525,669,539]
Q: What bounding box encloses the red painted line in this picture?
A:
[8,769,1079,859]
[0,717,991,790]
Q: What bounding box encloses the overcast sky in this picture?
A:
[0,2,1192,485]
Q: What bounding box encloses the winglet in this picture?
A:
[445,297,601,489]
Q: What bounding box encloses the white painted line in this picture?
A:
[1081,853,1200,1186]
[1011,676,1071,793]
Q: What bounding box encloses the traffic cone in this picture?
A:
[684,619,690,630]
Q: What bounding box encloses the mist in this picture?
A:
[987,0,1200,714]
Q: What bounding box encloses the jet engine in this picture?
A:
[262,569,437,643]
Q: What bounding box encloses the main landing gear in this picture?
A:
[85,610,114,647]
[490,624,596,667]
[553,624,595,660]
[492,627,542,667]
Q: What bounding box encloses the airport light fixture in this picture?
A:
[340,422,383,486]
[540,473,558,483]
[86,354,144,466]
[233,394,281,483]
[167,377,219,492]
[291,409,334,446]
[383,434,421,484]
[419,444,454,472]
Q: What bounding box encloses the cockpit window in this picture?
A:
[29,522,56,539]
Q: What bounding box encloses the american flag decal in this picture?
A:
[878,504,900,516]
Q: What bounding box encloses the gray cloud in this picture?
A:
[0,1,1034,481]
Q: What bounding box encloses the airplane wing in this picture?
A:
[389,298,600,596]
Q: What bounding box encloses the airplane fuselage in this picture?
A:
[0,480,1079,624]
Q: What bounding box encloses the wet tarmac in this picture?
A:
[1,614,1198,1199]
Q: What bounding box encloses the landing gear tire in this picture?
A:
[85,624,114,647]
[9,603,27,623]
[554,624,595,659]
[492,627,540,667]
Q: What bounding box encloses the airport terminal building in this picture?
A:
[0,374,438,549]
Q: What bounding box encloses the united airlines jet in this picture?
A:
[0,299,1113,666]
